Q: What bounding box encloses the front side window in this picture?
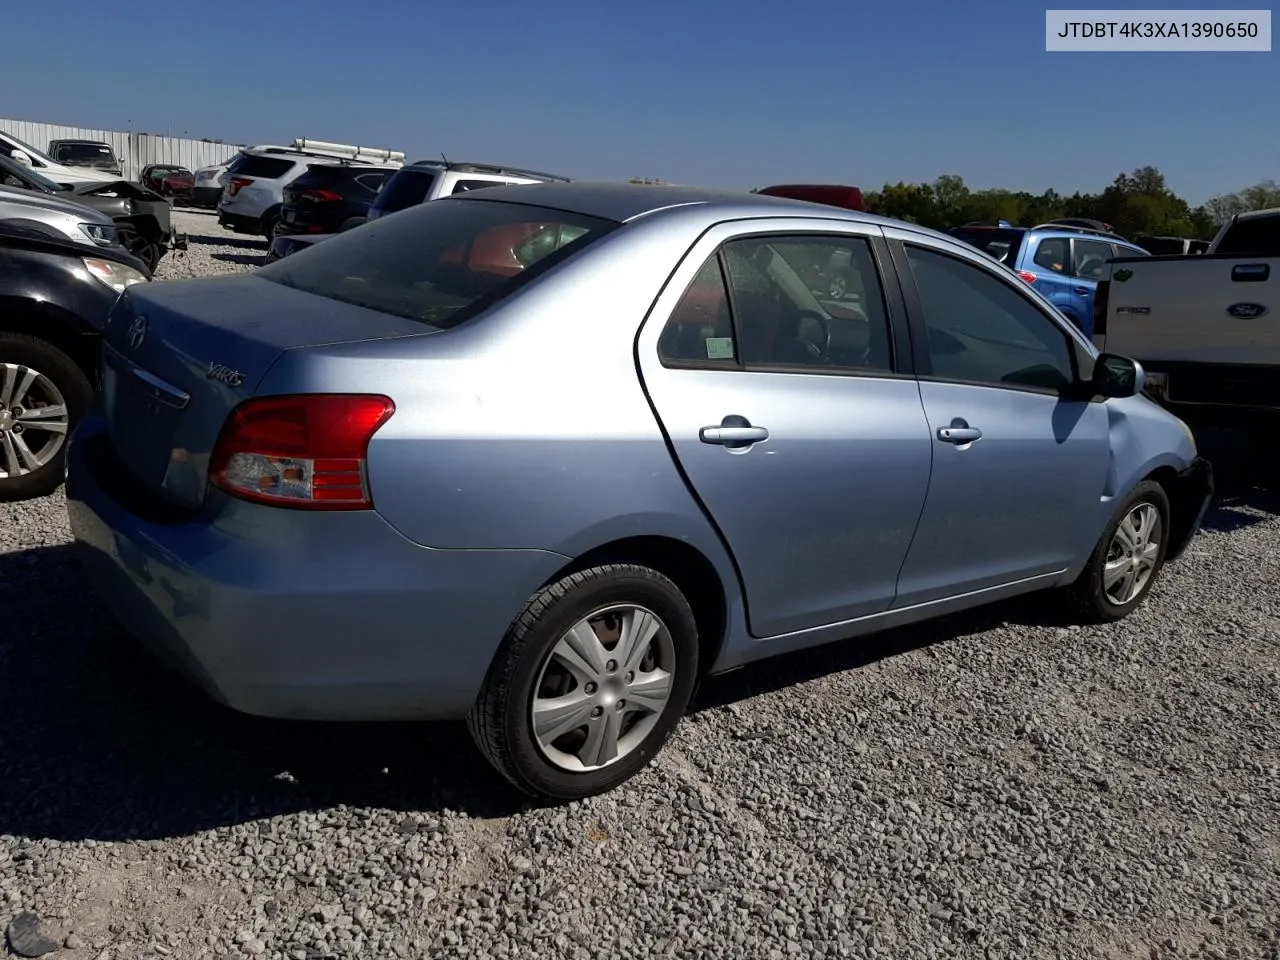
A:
[906,245,1076,392]
[257,198,616,329]
[1071,238,1115,280]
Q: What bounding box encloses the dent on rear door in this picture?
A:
[633,220,934,638]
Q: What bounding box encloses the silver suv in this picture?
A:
[368,160,570,221]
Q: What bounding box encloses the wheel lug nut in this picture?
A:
[616,700,626,711]
[590,707,603,718]
[584,682,597,694]
[606,660,617,673]
[624,671,634,683]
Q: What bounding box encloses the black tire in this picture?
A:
[260,213,279,245]
[117,226,162,272]
[0,332,93,502]
[467,564,699,801]
[1063,480,1171,623]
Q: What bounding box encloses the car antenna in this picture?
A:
[441,151,451,170]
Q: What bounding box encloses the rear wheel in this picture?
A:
[261,213,279,244]
[0,333,91,501]
[468,564,699,800]
[1064,480,1170,622]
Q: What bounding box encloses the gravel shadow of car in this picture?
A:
[0,545,520,845]
[186,233,263,252]
[211,252,265,267]
[1,437,1273,840]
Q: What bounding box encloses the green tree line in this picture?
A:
[863,167,1280,239]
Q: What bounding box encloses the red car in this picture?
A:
[754,183,865,212]
[141,164,196,203]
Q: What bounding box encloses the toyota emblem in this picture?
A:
[127,315,148,350]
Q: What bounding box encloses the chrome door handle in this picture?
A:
[937,426,982,443]
[1073,286,1090,295]
[700,425,769,445]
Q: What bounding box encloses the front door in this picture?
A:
[889,239,1112,607]
[636,224,932,638]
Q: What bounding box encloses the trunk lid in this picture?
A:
[101,274,433,509]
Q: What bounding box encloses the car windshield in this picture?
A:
[0,155,62,192]
[55,143,116,162]
[257,198,618,329]
[0,130,56,164]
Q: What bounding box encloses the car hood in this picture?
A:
[0,185,114,223]
[71,180,167,203]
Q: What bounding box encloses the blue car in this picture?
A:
[67,184,1212,801]
[949,223,1150,336]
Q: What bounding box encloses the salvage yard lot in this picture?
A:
[1,210,1277,960]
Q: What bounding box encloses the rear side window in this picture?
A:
[451,179,504,195]
[227,155,296,179]
[257,198,616,329]
[372,169,437,214]
[1031,237,1068,273]
[1214,217,1280,256]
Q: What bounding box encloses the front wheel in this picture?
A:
[1064,480,1171,622]
[0,333,92,501]
[468,564,699,800]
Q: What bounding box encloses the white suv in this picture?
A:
[217,139,403,240]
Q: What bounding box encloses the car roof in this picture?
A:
[51,138,109,145]
[1233,205,1280,222]
[447,180,911,230]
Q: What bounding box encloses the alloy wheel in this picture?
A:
[1103,501,1162,605]
[0,362,70,480]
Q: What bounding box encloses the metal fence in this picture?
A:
[0,117,243,181]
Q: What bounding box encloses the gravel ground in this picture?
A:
[1,211,1278,959]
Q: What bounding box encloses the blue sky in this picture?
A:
[2,0,1274,203]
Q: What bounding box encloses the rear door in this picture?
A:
[1022,235,1078,323]
[635,219,933,638]
[1066,237,1117,335]
[886,232,1111,606]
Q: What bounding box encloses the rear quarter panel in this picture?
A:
[254,212,740,574]
[1101,255,1280,364]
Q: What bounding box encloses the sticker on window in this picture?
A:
[705,337,734,360]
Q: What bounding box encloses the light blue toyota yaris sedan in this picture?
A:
[66,182,1213,800]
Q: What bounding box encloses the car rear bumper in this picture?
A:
[65,415,569,722]
[217,210,262,234]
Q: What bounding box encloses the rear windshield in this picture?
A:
[227,154,297,180]
[371,168,436,214]
[297,164,393,194]
[1214,216,1280,256]
[257,198,617,329]
[949,227,1027,266]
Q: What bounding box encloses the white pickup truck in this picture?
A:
[1093,207,1279,425]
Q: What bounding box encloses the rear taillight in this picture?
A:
[1093,279,1110,337]
[209,394,395,510]
[299,188,343,202]
[228,176,253,197]
[1017,270,1037,284]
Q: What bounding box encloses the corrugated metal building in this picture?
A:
[0,117,244,181]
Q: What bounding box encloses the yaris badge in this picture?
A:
[206,363,245,387]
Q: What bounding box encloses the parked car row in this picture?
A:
[0,128,188,270]
[8,179,1208,802]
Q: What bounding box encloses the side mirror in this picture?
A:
[1091,353,1144,399]
[9,149,31,167]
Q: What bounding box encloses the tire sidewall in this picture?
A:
[1088,481,1172,617]
[499,571,699,800]
[0,335,92,500]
